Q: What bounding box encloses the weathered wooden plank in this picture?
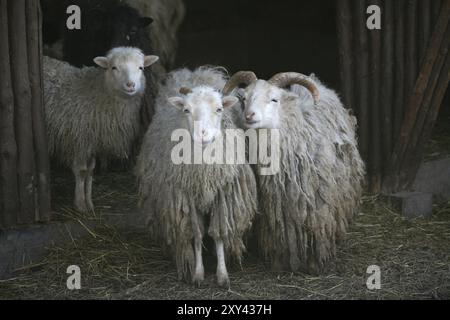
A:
[380,0,394,176]
[26,0,51,222]
[405,0,418,103]
[403,18,450,170]
[336,0,354,111]
[0,0,19,228]
[403,50,450,188]
[387,0,450,190]
[393,0,406,140]
[369,0,382,192]
[354,0,370,167]
[419,0,432,64]
[8,0,36,224]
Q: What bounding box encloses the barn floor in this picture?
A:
[0,171,449,300]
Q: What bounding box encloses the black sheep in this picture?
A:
[41,0,154,67]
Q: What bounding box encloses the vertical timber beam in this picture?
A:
[380,0,394,176]
[354,0,370,175]
[336,0,354,111]
[369,0,382,192]
[0,0,19,228]
[8,0,37,224]
[26,0,51,222]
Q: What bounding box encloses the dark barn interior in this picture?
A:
[0,0,450,300]
[176,0,339,87]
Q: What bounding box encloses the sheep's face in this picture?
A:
[239,80,287,129]
[94,47,159,98]
[168,87,238,146]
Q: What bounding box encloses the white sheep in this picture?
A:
[136,67,257,286]
[223,71,365,273]
[43,47,159,212]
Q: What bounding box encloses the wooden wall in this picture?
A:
[337,0,450,193]
[0,0,51,229]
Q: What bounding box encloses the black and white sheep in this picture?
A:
[44,47,159,212]
[136,67,257,287]
[223,71,365,273]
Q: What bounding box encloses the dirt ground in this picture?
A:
[0,169,449,300]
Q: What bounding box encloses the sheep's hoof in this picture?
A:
[217,273,230,289]
[74,201,88,213]
[86,200,95,213]
[192,270,204,287]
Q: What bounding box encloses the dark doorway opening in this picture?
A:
[175,0,339,87]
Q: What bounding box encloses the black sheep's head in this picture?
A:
[110,6,154,53]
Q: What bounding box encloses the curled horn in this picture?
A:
[222,71,257,95]
[179,87,193,95]
[269,72,320,105]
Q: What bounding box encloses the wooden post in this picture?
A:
[405,0,418,105]
[354,0,370,170]
[419,0,432,64]
[369,0,382,192]
[393,0,406,141]
[380,0,394,176]
[8,0,36,224]
[336,0,354,111]
[26,0,51,222]
[0,0,19,228]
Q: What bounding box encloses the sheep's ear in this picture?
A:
[144,55,159,67]
[93,57,109,69]
[168,97,185,110]
[222,96,239,108]
[139,17,154,28]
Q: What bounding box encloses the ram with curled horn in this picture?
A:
[224,70,365,273]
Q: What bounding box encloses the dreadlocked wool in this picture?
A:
[136,67,258,282]
[254,76,365,273]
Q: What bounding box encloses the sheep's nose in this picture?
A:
[126,81,135,89]
[246,112,255,120]
[202,130,206,136]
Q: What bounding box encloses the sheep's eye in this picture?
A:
[217,108,223,113]
[112,66,118,70]
[183,109,190,114]
[139,67,144,71]
[271,99,278,103]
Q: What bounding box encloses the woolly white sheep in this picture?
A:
[43,47,159,212]
[223,71,365,273]
[136,67,257,286]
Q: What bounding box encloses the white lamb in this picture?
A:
[43,47,159,212]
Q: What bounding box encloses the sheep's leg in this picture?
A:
[215,239,230,288]
[192,237,204,287]
[85,157,96,212]
[72,160,88,213]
